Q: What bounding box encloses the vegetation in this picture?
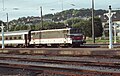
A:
[65,17,103,37]
[8,17,103,38]
[0,20,7,32]
[2,8,120,38]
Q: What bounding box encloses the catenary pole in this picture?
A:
[6,13,9,32]
[40,6,43,29]
[2,0,4,11]
[92,0,95,43]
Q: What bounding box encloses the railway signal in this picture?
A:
[104,5,116,49]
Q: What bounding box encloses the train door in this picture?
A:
[24,34,28,47]
[28,30,31,44]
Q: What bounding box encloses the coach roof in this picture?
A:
[0,30,29,36]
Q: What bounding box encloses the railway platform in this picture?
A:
[0,45,120,56]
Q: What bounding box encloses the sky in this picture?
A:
[0,0,120,22]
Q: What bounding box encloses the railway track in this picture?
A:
[0,54,120,65]
[0,54,120,76]
[2,43,120,49]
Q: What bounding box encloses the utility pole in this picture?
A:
[0,23,5,49]
[39,6,43,47]
[71,4,75,26]
[104,5,116,49]
[92,0,95,43]
[6,13,9,32]
[61,0,63,11]
[2,0,5,11]
[40,6,43,29]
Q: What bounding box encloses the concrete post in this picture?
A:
[0,23,5,49]
[104,5,116,49]
[108,6,113,49]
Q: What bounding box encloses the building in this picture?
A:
[100,12,120,37]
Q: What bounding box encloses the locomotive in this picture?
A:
[0,28,86,47]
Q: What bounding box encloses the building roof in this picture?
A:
[100,12,120,22]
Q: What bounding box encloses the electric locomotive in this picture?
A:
[30,28,85,47]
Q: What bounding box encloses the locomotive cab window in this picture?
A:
[70,28,81,34]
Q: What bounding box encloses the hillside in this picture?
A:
[8,9,105,24]
[6,8,120,31]
[9,9,120,25]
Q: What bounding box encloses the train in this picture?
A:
[0,28,86,48]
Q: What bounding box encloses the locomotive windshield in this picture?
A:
[70,28,82,34]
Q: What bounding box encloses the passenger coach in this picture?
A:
[0,30,30,47]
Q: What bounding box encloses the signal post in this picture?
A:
[104,5,116,49]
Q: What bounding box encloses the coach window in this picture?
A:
[6,37,8,40]
[14,37,17,39]
[18,36,22,39]
[10,37,12,40]
[32,33,35,35]
[0,37,2,40]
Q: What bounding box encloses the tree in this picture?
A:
[89,17,103,37]
[42,21,65,29]
[65,18,82,27]
[72,17,103,38]
[72,20,91,38]
[0,20,7,32]
[21,25,29,30]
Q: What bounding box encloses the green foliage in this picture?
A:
[0,20,7,32]
[9,25,16,31]
[7,8,104,39]
[44,14,53,19]
[72,20,91,37]
[65,18,82,27]
[67,17,103,37]
[9,17,103,38]
[89,17,103,37]
[41,21,65,30]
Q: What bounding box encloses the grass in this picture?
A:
[86,38,120,44]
